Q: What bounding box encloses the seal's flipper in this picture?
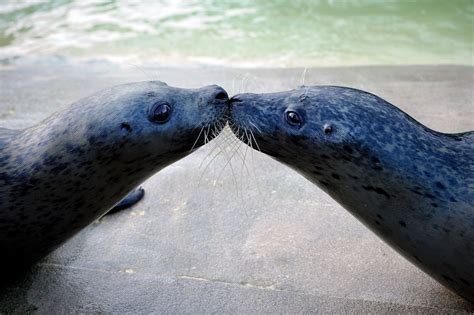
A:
[107,187,145,214]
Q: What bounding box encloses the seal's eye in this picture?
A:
[285,110,302,127]
[150,103,172,124]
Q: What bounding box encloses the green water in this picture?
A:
[0,0,472,67]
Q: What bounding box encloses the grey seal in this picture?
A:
[228,86,474,302]
[0,81,228,271]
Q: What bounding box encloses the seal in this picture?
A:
[228,86,474,302]
[0,81,229,271]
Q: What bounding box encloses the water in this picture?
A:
[0,0,472,67]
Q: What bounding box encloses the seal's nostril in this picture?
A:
[230,97,242,103]
[215,91,228,100]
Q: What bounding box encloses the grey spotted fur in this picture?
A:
[229,86,474,302]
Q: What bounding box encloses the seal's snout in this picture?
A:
[214,90,229,101]
[202,85,229,103]
[230,93,254,105]
[230,95,243,103]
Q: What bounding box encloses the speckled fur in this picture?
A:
[229,86,474,302]
[0,81,228,269]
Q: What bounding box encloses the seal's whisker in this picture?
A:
[197,131,229,191]
[200,123,237,175]
[231,142,246,164]
[202,123,213,146]
[202,126,208,145]
[221,127,246,166]
[235,136,252,217]
[205,124,212,144]
[239,73,250,94]
[224,126,242,147]
[249,129,262,153]
[198,146,224,182]
[232,139,247,166]
[201,121,231,165]
[212,138,243,207]
[248,121,263,136]
[220,135,246,171]
[199,136,223,169]
[234,135,251,179]
[243,126,267,206]
[221,136,240,150]
[190,125,206,152]
[243,128,253,149]
[301,67,308,86]
[225,132,241,148]
[217,126,252,218]
[210,122,220,139]
[241,138,250,170]
[125,62,155,81]
[204,121,232,160]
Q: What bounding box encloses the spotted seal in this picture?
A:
[228,86,474,302]
[0,81,228,271]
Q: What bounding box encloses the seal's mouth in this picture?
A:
[229,96,243,103]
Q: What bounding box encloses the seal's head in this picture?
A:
[228,85,433,186]
[11,80,230,218]
[228,86,365,170]
[37,81,229,171]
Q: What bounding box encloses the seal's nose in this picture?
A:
[203,85,229,102]
[230,93,251,105]
[230,95,242,103]
[214,89,229,101]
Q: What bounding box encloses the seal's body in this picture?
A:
[0,81,228,269]
[229,86,474,302]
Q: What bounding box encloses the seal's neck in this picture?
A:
[282,126,472,220]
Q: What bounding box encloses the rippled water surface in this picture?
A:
[0,0,472,66]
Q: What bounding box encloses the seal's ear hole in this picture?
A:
[323,123,333,135]
[149,103,172,124]
[120,122,132,133]
[284,109,303,127]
